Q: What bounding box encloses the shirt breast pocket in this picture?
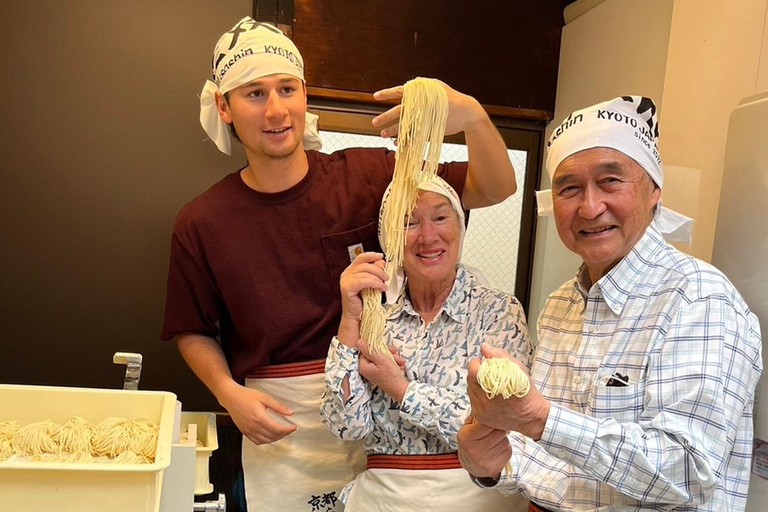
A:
[588,383,644,423]
[320,222,380,298]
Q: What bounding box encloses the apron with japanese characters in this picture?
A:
[243,360,366,512]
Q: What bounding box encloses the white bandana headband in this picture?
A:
[199,17,322,155]
[378,175,466,305]
[536,96,693,243]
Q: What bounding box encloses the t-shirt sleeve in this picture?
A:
[160,216,223,342]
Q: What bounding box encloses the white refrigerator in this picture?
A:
[712,92,768,511]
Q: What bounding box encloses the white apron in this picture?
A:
[243,360,366,512]
[344,454,527,512]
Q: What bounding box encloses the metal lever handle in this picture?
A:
[193,493,226,511]
[113,352,143,390]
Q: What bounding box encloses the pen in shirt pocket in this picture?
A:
[604,372,630,387]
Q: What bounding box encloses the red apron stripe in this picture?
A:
[366,453,462,470]
[246,359,326,379]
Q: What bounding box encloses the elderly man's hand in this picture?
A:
[468,344,551,440]
[457,416,511,480]
[357,339,409,402]
[372,80,486,138]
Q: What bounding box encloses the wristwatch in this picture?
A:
[470,474,500,488]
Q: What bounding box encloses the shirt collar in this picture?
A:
[573,225,666,315]
[572,264,591,299]
[391,264,471,324]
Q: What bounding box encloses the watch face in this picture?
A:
[472,474,500,488]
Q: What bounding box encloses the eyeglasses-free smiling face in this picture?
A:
[403,191,462,286]
[217,74,307,160]
[552,147,660,284]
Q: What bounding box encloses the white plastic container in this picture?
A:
[0,384,176,512]
[180,411,218,495]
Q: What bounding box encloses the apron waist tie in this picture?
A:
[528,502,555,512]
[366,453,461,470]
[246,359,326,379]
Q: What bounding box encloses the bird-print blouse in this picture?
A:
[321,264,531,455]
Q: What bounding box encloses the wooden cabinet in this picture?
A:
[259,0,571,117]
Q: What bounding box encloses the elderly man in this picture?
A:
[457,96,763,512]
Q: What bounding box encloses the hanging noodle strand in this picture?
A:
[360,78,449,358]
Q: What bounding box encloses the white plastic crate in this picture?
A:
[0,384,176,512]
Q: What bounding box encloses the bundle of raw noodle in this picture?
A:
[0,421,19,461]
[56,416,94,460]
[13,420,60,458]
[476,358,530,399]
[475,357,530,477]
[360,78,449,357]
[91,417,157,463]
[0,416,158,464]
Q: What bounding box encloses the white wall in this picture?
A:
[756,6,768,93]
[660,0,766,258]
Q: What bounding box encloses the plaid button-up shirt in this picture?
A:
[497,226,762,511]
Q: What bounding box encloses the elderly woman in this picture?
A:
[321,175,529,511]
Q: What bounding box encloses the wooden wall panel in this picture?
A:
[0,0,253,412]
[292,0,570,114]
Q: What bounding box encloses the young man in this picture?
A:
[162,17,518,512]
[458,96,762,512]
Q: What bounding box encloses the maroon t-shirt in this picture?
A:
[161,148,467,381]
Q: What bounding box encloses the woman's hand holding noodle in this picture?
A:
[467,344,550,441]
[338,252,388,347]
[218,383,297,446]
